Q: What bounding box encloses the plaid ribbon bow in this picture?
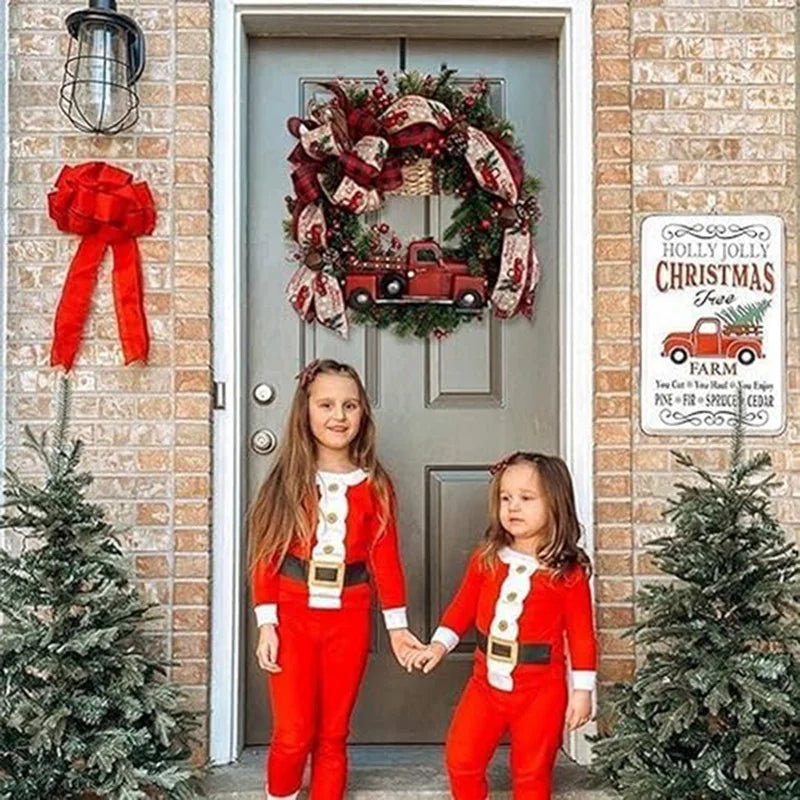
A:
[287,84,403,216]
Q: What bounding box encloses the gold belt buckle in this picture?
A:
[308,559,345,591]
[487,635,519,666]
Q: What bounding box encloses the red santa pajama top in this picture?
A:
[251,469,408,630]
[432,547,597,692]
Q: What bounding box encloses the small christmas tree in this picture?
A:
[717,299,771,335]
[0,381,205,800]
[592,406,800,799]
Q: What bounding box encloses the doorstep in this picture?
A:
[203,746,618,799]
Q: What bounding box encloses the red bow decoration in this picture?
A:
[47,162,155,371]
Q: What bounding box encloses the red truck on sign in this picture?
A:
[344,240,487,311]
[661,317,763,366]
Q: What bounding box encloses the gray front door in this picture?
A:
[245,36,559,744]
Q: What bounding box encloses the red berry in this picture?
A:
[465,97,475,108]
[374,86,385,98]
[480,219,491,230]
[379,223,390,234]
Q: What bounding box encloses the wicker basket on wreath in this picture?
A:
[387,158,435,196]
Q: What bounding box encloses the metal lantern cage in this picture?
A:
[59,0,146,135]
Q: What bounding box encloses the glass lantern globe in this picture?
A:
[59,0,146,135]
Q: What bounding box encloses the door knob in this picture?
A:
[253,383,276,405]
[251,429,278,455]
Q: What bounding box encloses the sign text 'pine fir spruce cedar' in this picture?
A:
[640,214,786,436]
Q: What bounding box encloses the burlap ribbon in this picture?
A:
[462,127,538,318]
[285,203,349,336]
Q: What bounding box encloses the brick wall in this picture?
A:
[3,0,798,754]
[592,0,798,700]
[4,0,213,754]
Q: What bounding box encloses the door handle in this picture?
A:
[252,382,276,405]
[250,429,278,455]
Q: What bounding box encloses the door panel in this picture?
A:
[245,36,559,744]
[244,38,400,746]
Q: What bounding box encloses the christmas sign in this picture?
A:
[640,214,785,436]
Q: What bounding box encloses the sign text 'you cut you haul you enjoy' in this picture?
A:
[640,214,785,436]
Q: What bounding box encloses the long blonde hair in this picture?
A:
[479,452,591,578]
[247,359,394,575]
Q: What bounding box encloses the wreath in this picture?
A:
[283,68,542,339]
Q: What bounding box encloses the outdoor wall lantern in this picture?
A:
[60,0,146,135]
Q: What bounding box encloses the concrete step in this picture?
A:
[204,746,618,799]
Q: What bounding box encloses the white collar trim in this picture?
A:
[316,468,368,487]
[498,546,539,568]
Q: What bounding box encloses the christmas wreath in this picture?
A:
[283,67,542,338]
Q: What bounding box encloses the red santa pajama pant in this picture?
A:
[445,674,569,800]
[266,604,371,800]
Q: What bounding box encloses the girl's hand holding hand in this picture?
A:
[256,624,282,673]
[405,642,447,674]
[565,689,592,730]
[388,627,425,669]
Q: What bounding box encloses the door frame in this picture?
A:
[210,0,595,765]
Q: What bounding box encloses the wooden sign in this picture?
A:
[640,214,785,436]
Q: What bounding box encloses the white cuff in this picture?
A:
[572,670,596,691]
[432,625,460,653]
[255,604,278,627]
[382,606,408,630]
[267,791,299,800]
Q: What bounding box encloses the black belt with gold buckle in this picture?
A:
[281,553,369,588]
[476,630,551,665]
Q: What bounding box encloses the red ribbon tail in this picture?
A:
[50,235,107,371]
[111,239,149,365]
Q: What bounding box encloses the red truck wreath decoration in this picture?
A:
[282,67,542,339]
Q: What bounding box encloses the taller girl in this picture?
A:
[248,359,421,800]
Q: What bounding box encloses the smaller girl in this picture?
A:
[249,359,422,800]
[408,452,597,800]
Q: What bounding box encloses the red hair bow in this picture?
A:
[488,451,523,477]
[296,358,322,389]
